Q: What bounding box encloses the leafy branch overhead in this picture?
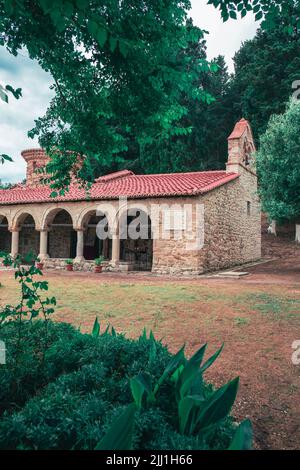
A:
[0,83,21,164]
[0,1,218,190]
[0,0,297,186]
[209,0,300,33]
[0,83,22,103]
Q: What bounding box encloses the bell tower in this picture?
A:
[226,118,256,174]
[21,148,50,187]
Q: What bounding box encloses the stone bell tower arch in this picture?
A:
[226,118,256,174]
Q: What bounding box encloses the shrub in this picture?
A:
[0,321,245,450]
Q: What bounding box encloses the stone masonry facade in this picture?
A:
[0,119,261,275]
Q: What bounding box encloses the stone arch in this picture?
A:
[12,209,39,231]
[46,208,77,259]
[0,215,10,253]
[41,206,76,230]
[119,205,153,271]
[77,207,113,261]
[76,204,115,231]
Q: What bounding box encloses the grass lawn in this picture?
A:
[0,270,299,450]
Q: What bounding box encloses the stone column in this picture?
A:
[75,230,85,262]
[111,229,120,265]
[10,230,19,257]
[38,230,49,260]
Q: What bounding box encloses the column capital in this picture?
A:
[36,227,50,232]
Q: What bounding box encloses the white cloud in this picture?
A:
[0,4,259,183]
[189,1,259,70]
[0,48,53,183]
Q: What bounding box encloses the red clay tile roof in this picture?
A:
[228,118,249,140]
[0,170,239,205]
[95,169,135,183]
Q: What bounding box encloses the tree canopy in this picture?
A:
[0,0,217,192]
[257,99,300,222]
[227,13,300,142]
[1,0,300,189]
[210,0,300,33]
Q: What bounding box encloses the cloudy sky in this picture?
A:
[0,2,258,184]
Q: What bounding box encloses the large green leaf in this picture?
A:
[199,344,224,374]
[96,27,108,47]
[95,403,136,450]
[228,419,253,450]
[178,396,197,435]
[176,344,207,400]
[153,345,185,396]
[179,369,204,401]
[188,343,207,367]
[92,316,100,337]
[178,394,205,435]
[130,374,152,408]
[197,377,240,431]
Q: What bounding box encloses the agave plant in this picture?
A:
[92,324,253,450]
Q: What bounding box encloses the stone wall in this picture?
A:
[48,226,75,258]
[43,258,111,272]
[19,227,39,257]
[199,166,261,272]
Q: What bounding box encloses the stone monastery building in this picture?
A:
[0,119,261,275]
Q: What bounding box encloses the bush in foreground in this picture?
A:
[0,320,251,450]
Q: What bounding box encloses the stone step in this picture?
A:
[214,271,249,279]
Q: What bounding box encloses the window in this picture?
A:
[247,201,251,216]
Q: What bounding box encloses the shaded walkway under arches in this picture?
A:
[83,212,112,261]
[0,216,10,253]
[119,209,153,271]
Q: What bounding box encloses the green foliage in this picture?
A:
[0,83,20,165]
[0,83,21,104]
[65,258,73,265]
[94,256,105,266]
[0,0,216,189]
[91,316,100,337]
[138,54,233,173]
[0,252,56,328]
[0,318,249,450]
[209,0,300,33]
[257,99,300,221]
[95,403,137,450]
[228,419,253,450]
[228,17,300,142]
